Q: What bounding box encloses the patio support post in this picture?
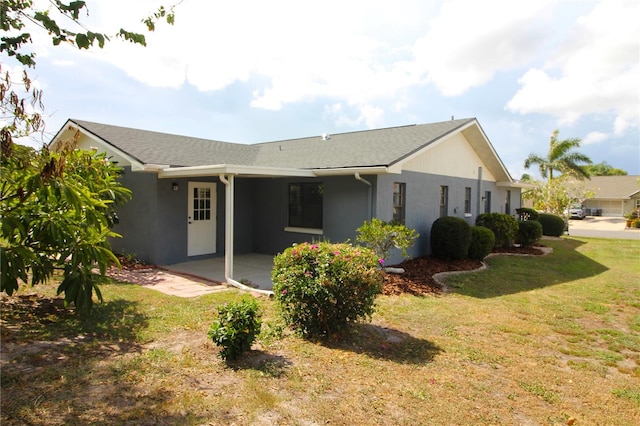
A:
[219,174,234,280]
[219,174,274,296]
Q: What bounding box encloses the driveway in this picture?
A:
[565,217,639,240]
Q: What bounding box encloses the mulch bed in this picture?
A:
[382,245,547,296]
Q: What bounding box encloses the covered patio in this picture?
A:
[164,253,275,292]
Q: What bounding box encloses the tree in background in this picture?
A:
[585,161,628,176]
[524,129,592,182]
[1,1,176,312]
[523,130,593,216]
[522,176,595,216]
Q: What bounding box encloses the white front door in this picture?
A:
[188,182,217,256]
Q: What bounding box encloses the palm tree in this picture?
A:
[524,130,592,181]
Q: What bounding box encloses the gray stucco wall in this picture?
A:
[251,175,371,255]
[111,168,159,264]
[232,178,255,254]
[112,173,224,265]
[375,171,521,264]
[112,169,520,266]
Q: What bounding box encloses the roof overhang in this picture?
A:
[158,164,316,178]
[497,180,535,189]
[312,166,393,176]
[158,164,395,178]
[50,120,148,171]
[460,121,513,183]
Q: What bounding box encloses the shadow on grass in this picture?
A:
[448,238,609,298]
[0,296,192,426]
[322,323,443,365]
[1,294,148,343]
[226,350,293,377]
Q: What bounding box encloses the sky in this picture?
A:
[5,0,640,178]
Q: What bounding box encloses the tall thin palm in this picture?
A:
[524,130,592,181]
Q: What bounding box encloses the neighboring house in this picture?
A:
[582,175,640,217]
[50,117,526,288]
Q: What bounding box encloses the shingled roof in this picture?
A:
[70,119,257,168]
[588,175,640,199]
[68,118,477,170]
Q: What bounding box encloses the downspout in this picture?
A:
[477,167,483,214]
[355,172,373,221]
[219,174,273,296]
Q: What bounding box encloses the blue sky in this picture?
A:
[6,0,639,178]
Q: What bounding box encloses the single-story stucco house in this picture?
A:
[50,117,527,290]
[581,175,640,217]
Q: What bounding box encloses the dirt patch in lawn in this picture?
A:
[382,244,548,296]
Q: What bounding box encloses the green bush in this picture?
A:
[272,241,383,339]
[537,213,565,237]
[475,213,519,248]
[632,218,640,228]
[468,226,495,260]
[208,298,262,361]
[516,220,543,247]
[430,216,471,260]
[516,207,539,221]
[356,218,419,262]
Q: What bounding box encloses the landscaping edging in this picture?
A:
[435,245,553,293]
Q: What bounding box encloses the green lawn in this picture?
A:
[1,237,639,425]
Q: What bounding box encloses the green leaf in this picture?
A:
[75,32,89,49]
[117,29,146,46]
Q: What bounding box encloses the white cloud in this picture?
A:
[582,131,609,145]
[412,0,555,96]
[506,0,640,134]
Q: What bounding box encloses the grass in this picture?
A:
[1,236,639,425]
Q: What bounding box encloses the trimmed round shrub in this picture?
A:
[516,220,543,247]
[537,213,565,237]
[468,226,495,260]
[475,213,519,248]
[430,216,472,260]
[516,207,539,221]
[208,298,262,361]
[272,241,383,339]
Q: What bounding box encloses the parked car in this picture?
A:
[566,204,586,220]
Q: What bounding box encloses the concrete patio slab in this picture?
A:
[165,253,275,291]
[107,268,229,298]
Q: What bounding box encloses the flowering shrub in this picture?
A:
[272,241,384,338]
